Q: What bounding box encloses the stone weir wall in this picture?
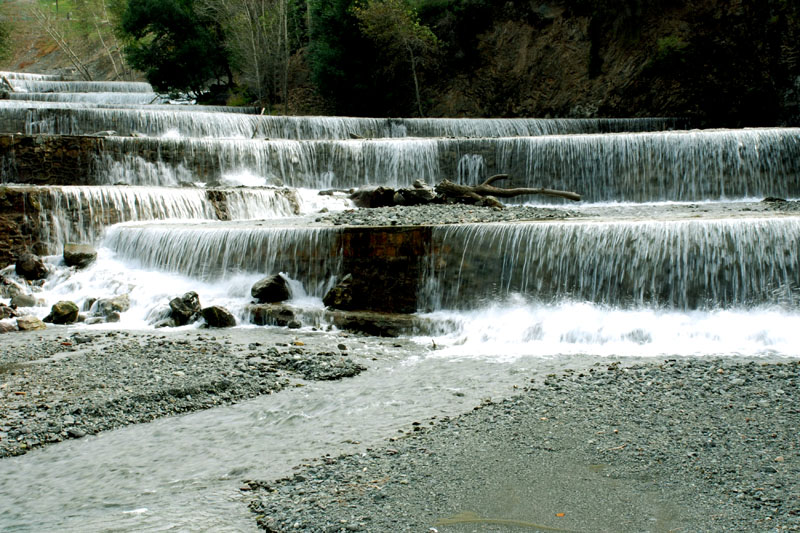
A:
[0,135,104,185]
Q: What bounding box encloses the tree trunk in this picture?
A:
[407,44,423,117]
[435,175,581,206]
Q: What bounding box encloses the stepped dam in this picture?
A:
[0,72,798,533]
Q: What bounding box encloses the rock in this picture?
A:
[327,309,427,337]
[0,274,23,298]
[169,291,202,325]
[44,301,80,324]
[0,321,16,333]
[247,303,298,327]
[323,274,355,310]
[63,244,97,269]
[350,186,397,208]
[93,294,130,319]
[251,274,290,303]
[154,317,179,328]
[201,306,236,328]
[17,315,46,331]
[10,293,37,308]
[83,317,106,325]
[15,253,47,281]
[0,303,18,319]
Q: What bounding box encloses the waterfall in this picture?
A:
[104,224,341,296]
[91,128,800,201]
[421,217,800,311]
[0,71,63,80]
[6,92,166,105]
[4,107,684,140]
[8,80,155,93]
[16,186,299,252]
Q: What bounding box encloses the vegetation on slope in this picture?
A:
[1,0,798,126]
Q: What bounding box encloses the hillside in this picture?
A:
[1,0,798,126]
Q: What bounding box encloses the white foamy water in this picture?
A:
[416,299,800,360]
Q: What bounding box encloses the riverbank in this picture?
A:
[0,326,399,458]
[249,357,799,532]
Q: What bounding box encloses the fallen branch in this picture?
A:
[435,175,581,206]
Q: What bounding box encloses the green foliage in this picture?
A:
[352,0,438,115]
[120,0,231,95]
[648,35,688,71]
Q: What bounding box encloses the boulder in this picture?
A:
[247,303,298,327]
[10,293,38,308]
[17,315,46,331]
[44,300,80,324]
[0,303,18,319]
[323,274,355,310]
[251,274,290,303]
[326,309,428,337]
[15,253,47,281]
[201,305,236,328]
[63,244,97,269]
[0,321,16,333]
[169,291,201,325]
[93,294,130,319]
[0,274,22,298]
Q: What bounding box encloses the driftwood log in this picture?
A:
[435,174,581,207]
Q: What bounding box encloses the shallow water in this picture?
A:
[0,336,598,532]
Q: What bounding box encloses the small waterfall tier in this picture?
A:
[5,92,166,105]
[7,80,155,93]
[86,128,800,201]
[2,185,300,256]
[422,216,800,311]
[0,100,259,113]
[7,108,683,139]
[105,223,341,295]
[0,71,64,81]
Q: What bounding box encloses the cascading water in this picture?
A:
[420,217,800,311]
[6,186,300,254]
[6,80,155,93]
[6,92,166,105]
[1,70,798,533]
[85,128,800,200]
[6,107,684,139]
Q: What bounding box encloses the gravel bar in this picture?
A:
[249,358,800,533]
[0,327,368,458]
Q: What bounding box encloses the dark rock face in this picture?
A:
[201,305,236,328]
[251,274,290,303]
[15,253,47,281]
[169,292,202,326]
[63,244,97,269]
[44,300,79,324]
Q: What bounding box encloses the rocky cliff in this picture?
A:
[424,1,799,127]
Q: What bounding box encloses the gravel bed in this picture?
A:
[248,358,800,533]
[0,329,368,458]
[322,204,577,226]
